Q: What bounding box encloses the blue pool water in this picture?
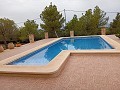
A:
[8,36,113,65]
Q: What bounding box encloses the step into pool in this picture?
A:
[8,36,114,65]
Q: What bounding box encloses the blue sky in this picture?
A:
[0,0,120,27]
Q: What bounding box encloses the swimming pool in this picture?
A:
[8,36,113,65]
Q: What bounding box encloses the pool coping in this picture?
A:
[0,35,120,77]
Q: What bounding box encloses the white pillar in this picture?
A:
[29,34,34,43]
[70,31,74,37]
[101,27,106,35]
[0,45,4,52]
[45,32,49,39]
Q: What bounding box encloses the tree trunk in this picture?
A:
[3,37,7,49]
[0,29,7,48]
[55,31,58,38]
[2,35,7,49]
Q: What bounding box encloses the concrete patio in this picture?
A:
[107,35,120,44]
[0,35,120,90]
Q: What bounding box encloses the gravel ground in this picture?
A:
[0,54,120,90]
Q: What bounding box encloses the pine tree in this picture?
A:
[65,6,109,36]
[19,19,39,42]
[66,15,79,35]
[110,13,120,34]
[93,6,109,27]
[40,2,64,38]
[78,6,109,35]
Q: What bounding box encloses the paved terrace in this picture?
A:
[0,35,120,90]
[107,35,120,44]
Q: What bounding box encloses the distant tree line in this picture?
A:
[0,3,120,47]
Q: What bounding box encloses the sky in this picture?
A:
[0,0,120,27]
